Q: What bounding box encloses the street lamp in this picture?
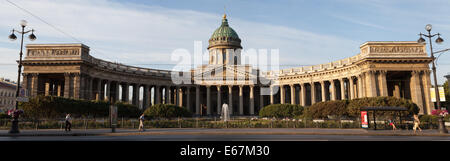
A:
[8,20,37,134]
[417,24,448,134]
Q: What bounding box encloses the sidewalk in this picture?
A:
[1,128,449,137]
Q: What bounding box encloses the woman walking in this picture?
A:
[388,119,397,131]
[138,114,145,132]
[65,113,72,132]
[413,115,422,134]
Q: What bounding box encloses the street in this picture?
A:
[1,128,449,141]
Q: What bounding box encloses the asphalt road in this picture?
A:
[1,134,449,141]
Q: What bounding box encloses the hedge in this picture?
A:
[19,95,140,119]
[347,97,419,117]
[144,104,192,119]
[304,97,419,119]
[259,104,305,119]
[308,100,348,119]
[115,102,141,118]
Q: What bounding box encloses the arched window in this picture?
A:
[234,56,238,65]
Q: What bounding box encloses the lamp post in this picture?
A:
[417,24,448,134]
[8,20,37,134]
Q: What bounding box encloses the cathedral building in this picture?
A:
[20,14,434,115]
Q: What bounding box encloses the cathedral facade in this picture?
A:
[20,15,434,115]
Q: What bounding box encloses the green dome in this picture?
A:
[211,18,240,40]
[208,14,242,49]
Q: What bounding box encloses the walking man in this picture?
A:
[139,113,145,132]
[65,113,72,132]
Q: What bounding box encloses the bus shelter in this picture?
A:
[360,106,408,130]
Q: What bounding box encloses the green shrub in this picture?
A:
[308,100,349,119]
[0,113,9,119]
[19,95,122,119]
[420,115,439,123]
[115,102,141,118]
[259,104,305,119]
[347,97,419,117]
[144,104,192,119]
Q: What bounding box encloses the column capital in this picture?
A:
[378,70,387,74]
[412,70,421,75]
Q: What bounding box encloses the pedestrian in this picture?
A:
[388,119,397,131]
[413,115,422,134]
[139,113,145,132]
[65,113,72,132]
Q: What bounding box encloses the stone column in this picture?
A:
[96,79,101,101]
[394,82,401,98]
[422,70,433,113]
[64,73,71,98]
[280,85,285,104]
[330,80,336,100]
[196,86,200,115]
[174,86,178,106]
[239,85,244,115]
[365,71,377,97]
[217,86,221,115]
[228,86,233,115]
[270,85,274,104]
[300,83,306,106]
[79,75,85,99]
[31,73,39,97]
[250,85,254,115]
[206,86,211,115]
[22,73,29,94]
[339,78,345,100]
[410,70,424,114]
[290,84,295,104]
[122,83,129,103]
[133,84,140,106]
[186,87,191,111]
[357,75,363,98]
[378,70,388,97]
[260,86,264,111]
[105,80,111,102]
[57,83,62,97]
[45,82,50,96]
[73,73,81,99]
[321,81,326,102]
[178,87,183,107]
[311,83,316,104]
[114,82,120,103]
[143,85,150,109]
[155,85,161,104]
[88,78,93,100]
[166,86,171,104]
[349,77,355,100]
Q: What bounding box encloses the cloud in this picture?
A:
[0,0,361,81]
[331,15,387,30]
